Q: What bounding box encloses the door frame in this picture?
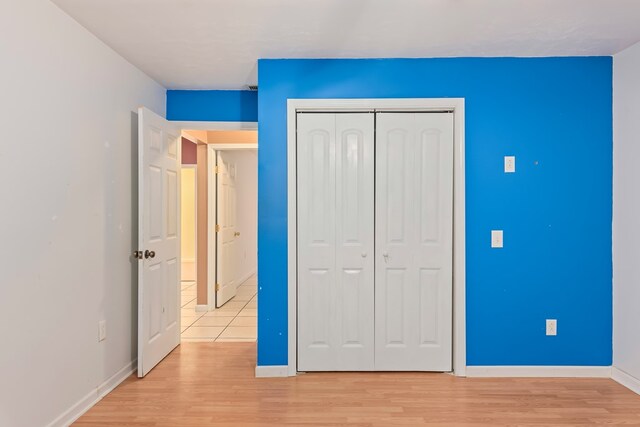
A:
[286,98,466,376]
[171,120,258,312]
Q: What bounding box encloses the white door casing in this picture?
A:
[216,151,238,307]
[375,112,454,371]
[297,113,375,371]
[137,107,181,378]
[287,99,465,377]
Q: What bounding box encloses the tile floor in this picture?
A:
[180,275,257,342]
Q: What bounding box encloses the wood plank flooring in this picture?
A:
[75,343,640,426]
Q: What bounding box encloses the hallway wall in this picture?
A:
[0,1,165,425]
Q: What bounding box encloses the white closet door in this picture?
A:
[375,112,453,371]
[297,113,375,371]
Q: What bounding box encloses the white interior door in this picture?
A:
[375,112,453,371]
[137,107,181,377]
[297,113,375,371]
[216,151,238,307]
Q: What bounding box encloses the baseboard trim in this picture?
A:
[195,304,209,312]
[238,270,257,286]
[466,365,612,378]
[46,359,136,427]
[612,367,640,395]
[255,365,289,378]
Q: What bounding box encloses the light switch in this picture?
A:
[504,156,516,173]
[491,230,503,248]
[546,319,557,336]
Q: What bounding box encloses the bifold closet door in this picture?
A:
[375,112,454,371]
[297,113,375,371]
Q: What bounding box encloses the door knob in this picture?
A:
[133,250,143,260]
[234,231,241,237]
[361,252,367,258]
[144,250,156,259]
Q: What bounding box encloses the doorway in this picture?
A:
[136,109,258,377]
[179,130,258,343]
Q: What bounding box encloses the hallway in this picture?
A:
[180,275,257,342]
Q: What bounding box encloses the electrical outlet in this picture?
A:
[504,156,516,173]
[99,320,107,342]
[491,230,504,248]
[546,319,557,336]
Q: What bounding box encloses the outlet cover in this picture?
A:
[491,230,504,248]
[546,319,557,336]
[504,156,516,173]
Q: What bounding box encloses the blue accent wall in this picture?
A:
[167,90,258,121]
[257,58,613,367]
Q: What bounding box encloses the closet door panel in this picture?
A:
[297,113,374,371]
[375,113,454,371]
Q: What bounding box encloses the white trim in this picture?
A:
[466,366,612,378]
[195,304,209,313]
[96,360,137,398]
[209,143,258,150]
[180,131,203,145]
[238,269,257,287]
[46,360,136,427]
[286,98,466,376]
[612,367,640,395]
[255,365,289,378]
[172,120,258,131]
[207,145,217,310]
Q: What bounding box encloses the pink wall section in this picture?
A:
[182,137,197,164]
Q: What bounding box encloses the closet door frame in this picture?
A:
[285,98,466,377]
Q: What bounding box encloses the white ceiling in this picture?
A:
[52,0,640,89]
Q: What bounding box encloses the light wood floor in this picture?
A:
[75,343,640,426]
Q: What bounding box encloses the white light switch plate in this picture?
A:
[504,156,516,173]
[491,230,503,248]
[546,319,557,336]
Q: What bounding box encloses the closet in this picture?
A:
[297,111,453,372]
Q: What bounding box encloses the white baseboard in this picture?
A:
[255,365,289,378]
[195,304,209,312]
[466,365,612,378]
[238,270,257,286]
[612,367,640,395]
[47,360,136,427]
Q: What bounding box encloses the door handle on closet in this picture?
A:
[383,252,390,262]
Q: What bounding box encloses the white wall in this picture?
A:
[0,1,165,426]
[613,40,640,390]
[223,150,257,283]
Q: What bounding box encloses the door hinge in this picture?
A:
[214,165,220,174]
[215,224,220,232]
[215,283,220,292]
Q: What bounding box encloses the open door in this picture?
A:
[216,151,238,307]
[136,107,181,377]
